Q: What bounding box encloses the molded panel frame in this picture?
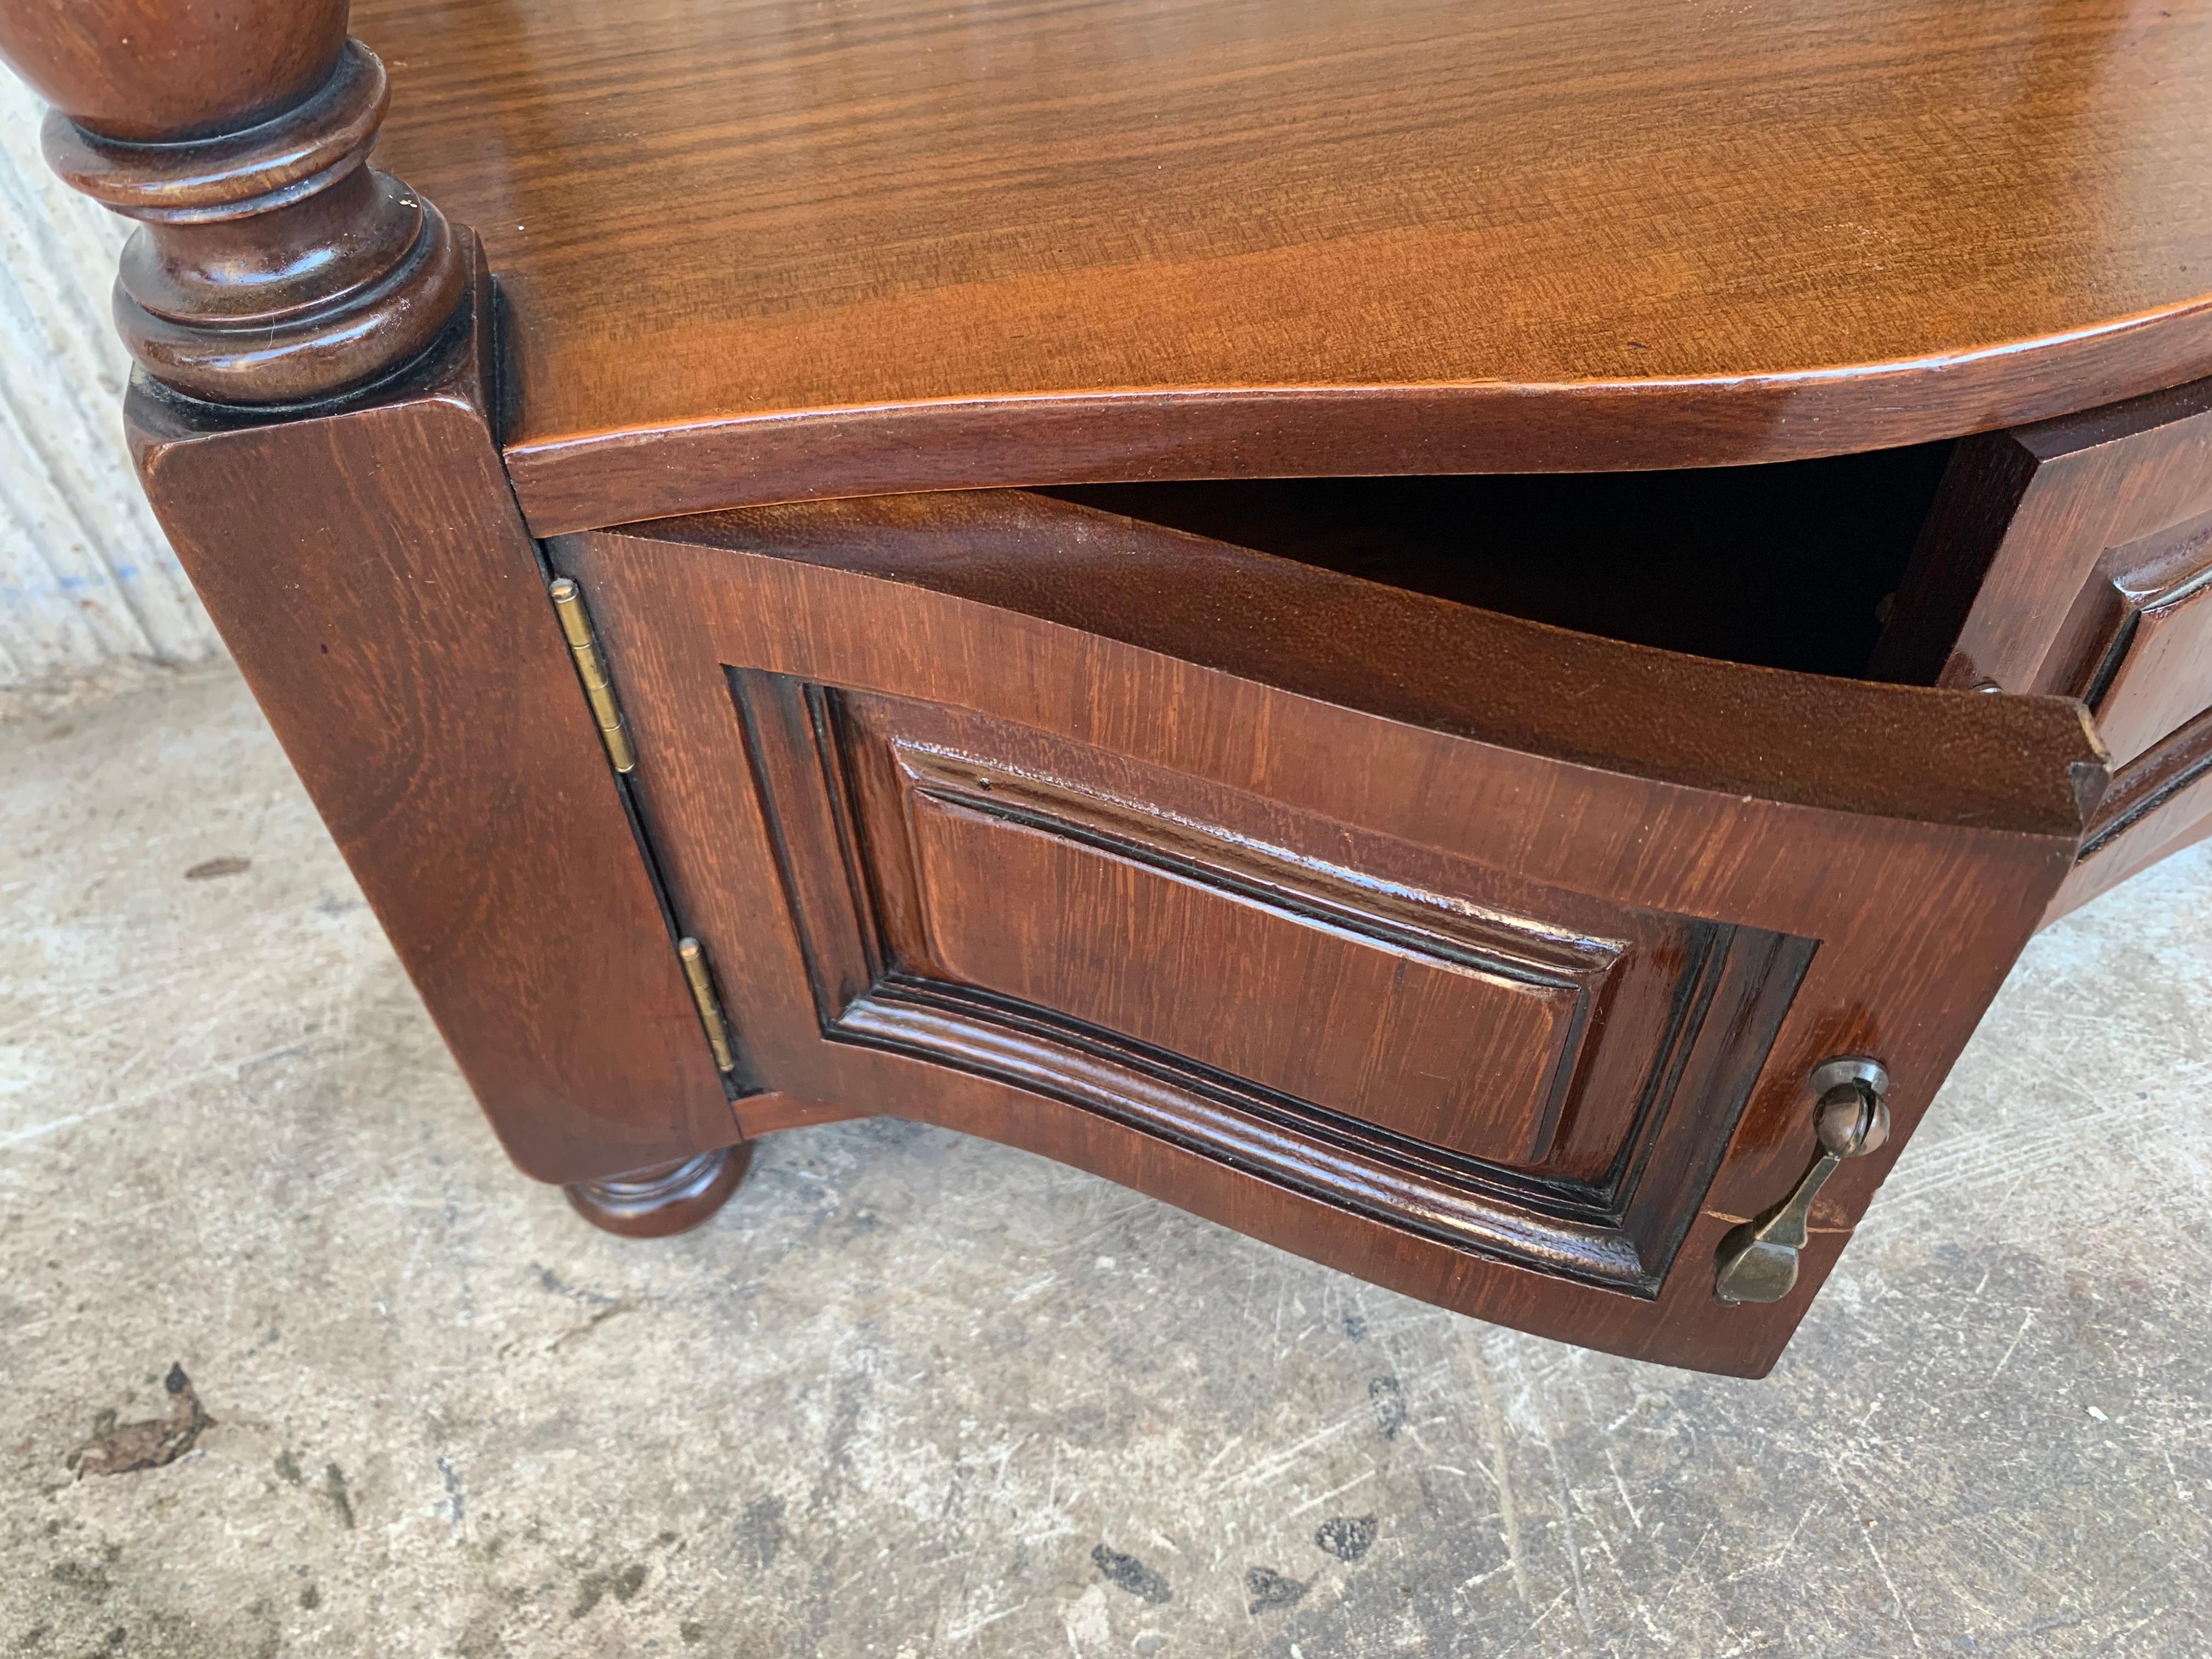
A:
[729,667,1814,1296]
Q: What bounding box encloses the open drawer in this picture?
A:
[551,485,2102,1377]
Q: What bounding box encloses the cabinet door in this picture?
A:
[555,491,2099,1377]
[1875,378,2212,917]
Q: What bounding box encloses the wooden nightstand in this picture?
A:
[7,0,2209,1376]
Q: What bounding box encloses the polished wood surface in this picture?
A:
[2085,540,2212,768]
[556,489,2101,1374]
[613,490,2101,827]
[814,691,1804,1203]
[0,0,346,140]
[890,775,1599,1172]
[129,244,740,1184]
[2050,706,2212,918]
[0,0,464,402]
[353,0,2212,531]
[564,1146,754,1237]
[1872,376,2212,920]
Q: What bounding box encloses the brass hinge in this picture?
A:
[548,577,636,774]
[548,578,735,1078]
[676,936,738,1074]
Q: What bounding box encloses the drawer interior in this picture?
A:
[1043,441,1954,681]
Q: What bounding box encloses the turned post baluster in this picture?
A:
[0,0,464,404]
[2,1,751,1223]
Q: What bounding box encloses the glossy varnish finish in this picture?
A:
[352,0,2212,531]
[1874,377,2212,918]
[862,748,1667,1177]
[556,490,2102,1374]
[128,246,738,1185]
[12,0,2212,1355]
[0,0,346,140]
[563,1146,755,1238]
[0,0,464,403]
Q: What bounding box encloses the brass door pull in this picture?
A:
[1713,1057,1891,1306]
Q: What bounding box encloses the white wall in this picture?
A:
[0,70,223,687]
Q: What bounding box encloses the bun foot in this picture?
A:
[563,1144,752,1238]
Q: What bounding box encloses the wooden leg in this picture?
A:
[127,238,741,1188]
[563,1146,754,1238]
[2,8,741,1198]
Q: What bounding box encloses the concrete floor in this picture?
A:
[4,659,2210,1659]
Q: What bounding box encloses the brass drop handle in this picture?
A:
[1713,1057,1891,1306]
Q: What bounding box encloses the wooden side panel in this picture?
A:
[2049,707,2212,919]
[556,489,2098,1376]
[127,245,735,1184]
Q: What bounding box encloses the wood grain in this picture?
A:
[128,239,737,1185]
[349,0,2212,532]
[628,490,2101,831]
[902,792,1589,1170]
[556,489,2101,1374]
[1871,376,2212,922]
[2050,706,2212,920]
[2064,510,2212,768]
[724,673,1814,1297]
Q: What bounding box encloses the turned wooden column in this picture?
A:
[0,0,464,403]
[1,1,751,1220]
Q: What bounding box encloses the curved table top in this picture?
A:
[361,0,2212,533]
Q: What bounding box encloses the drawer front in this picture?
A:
[1885,377,2212,913]
[558,490,2096,1376]
[2074,509,2212,766]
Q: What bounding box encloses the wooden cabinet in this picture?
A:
[12,0,2212,1381]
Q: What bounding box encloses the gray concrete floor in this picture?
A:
[4,660,2210,1659]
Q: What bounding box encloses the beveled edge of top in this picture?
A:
[501,291,2212,537]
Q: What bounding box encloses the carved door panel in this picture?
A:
[554,490,2099,1377]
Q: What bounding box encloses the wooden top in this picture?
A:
[359,0,2212,533]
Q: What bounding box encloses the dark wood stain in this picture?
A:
[128,245,737,1185]
[0,1,464,404]
[1876,377,2212,919]
[340,0,2212,529]
[554,491,2100,1374]
[12,0,2212,1373]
